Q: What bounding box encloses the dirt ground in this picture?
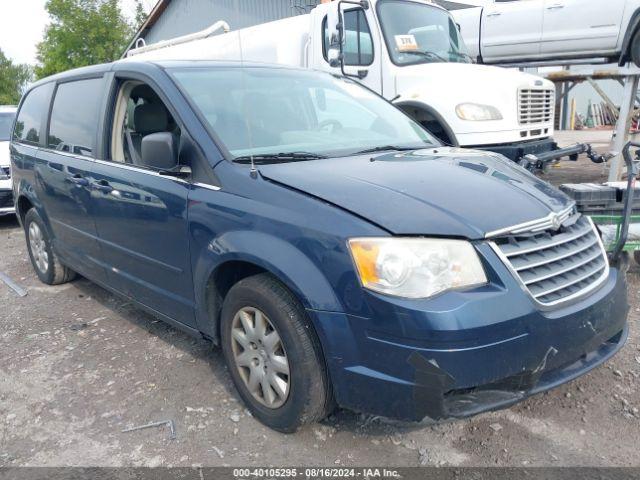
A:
[1,132,639,467]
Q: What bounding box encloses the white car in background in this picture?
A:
[452,0,640,66]
[0,106,17,216]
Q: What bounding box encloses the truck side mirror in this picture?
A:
[326,4,342,68]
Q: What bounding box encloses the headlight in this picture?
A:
[348,238,487,299]
[455,103,503,121]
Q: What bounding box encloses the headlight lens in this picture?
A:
[455,103,503,121]
[348,238,487,299]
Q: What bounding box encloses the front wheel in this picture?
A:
[220,273,333,432]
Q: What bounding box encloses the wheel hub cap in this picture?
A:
[28,222,49,273]
[230,307,290,409]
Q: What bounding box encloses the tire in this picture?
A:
[630,31,640,67]
[220,273,333,432]
[24,209,76,285]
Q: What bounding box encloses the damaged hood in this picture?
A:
[259,148,573,239]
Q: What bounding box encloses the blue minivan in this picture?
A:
[10,60,628,432]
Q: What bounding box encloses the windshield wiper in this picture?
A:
[448,50,474,62]
[234,152,328,164]
[352,145,420,155]
[402,50,447,62]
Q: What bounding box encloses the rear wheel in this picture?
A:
[24,209,76,285]
[220,273,333,432]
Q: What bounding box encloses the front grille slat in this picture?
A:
[513,236,598,271]
[518,88,554,125]
[501,219,593,257]
[521,248,604,286]
[493,216,608,307]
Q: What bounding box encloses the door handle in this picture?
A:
[91,180,114,193]
[546,4,564,10]
[69,175,89,187]
[486,11,501,17]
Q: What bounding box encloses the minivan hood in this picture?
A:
[0,141,9,168]
[259,148,572,239]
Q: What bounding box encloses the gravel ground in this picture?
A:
[1,137,639,467]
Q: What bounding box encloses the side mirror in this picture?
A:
[141,132,178,171]
[326,4,342,68]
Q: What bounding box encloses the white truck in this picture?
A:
[452,0,640,67]
[0,105,17,216]
[128,0,561,162]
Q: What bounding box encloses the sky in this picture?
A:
[0,0,155,66]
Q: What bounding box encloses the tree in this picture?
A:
[133,0,149,31]
[35,0,134,79]
[0,49,32,104]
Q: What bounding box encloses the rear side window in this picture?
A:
[48,78,103,157]
[13,83,54,146]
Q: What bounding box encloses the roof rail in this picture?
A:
[127,20,231,57]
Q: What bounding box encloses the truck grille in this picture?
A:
[0,190,13,209]
[492,216,608,306]
[518,88,554,125]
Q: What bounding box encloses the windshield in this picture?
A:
[170,67,436,160]
[377,0,472,66]
[0,113,15,142]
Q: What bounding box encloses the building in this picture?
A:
[126,0,322,53]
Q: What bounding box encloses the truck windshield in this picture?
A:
[377,0,472,66]
[170,67,436,160]
[0,113,15,142]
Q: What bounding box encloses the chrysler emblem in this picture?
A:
[551,213,561,230]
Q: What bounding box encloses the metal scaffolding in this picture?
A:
[543,64,640,181]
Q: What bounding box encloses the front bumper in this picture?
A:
[471,137,558,162]
[310,250,628,422]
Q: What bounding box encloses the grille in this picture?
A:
[493,216,608,306]
[518,88,554,125]
[0,190,13,209]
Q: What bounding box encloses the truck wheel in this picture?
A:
[24,209,76,285]
[630,31,640,67]
[220,273,333,432]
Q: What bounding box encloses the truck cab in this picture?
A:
[309,0,557,159]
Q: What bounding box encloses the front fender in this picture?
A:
[191,229,344,338]
[395,100,459,146]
